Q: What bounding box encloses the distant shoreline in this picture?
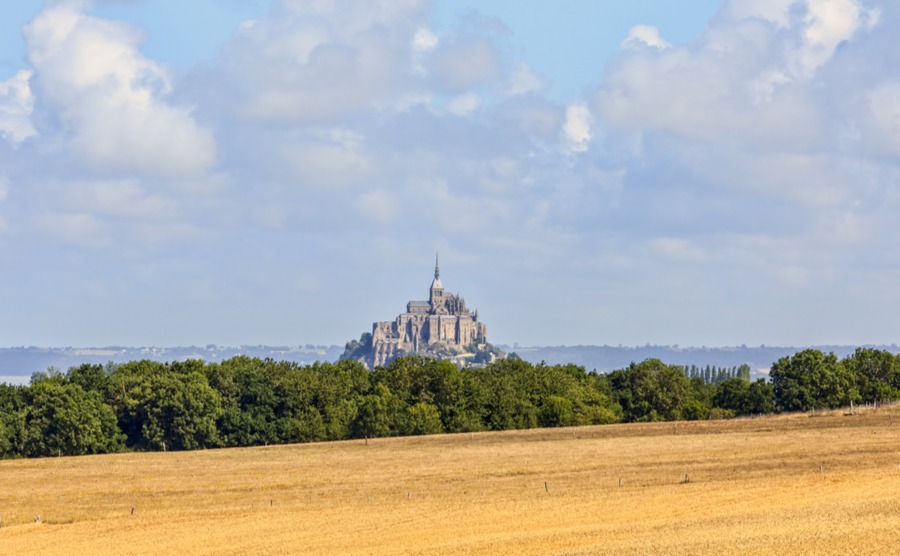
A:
[2,343,898,382]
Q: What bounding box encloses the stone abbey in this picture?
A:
[346,256,490,368]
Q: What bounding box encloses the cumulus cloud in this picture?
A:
[412,26,439,53]
[562,103,592,153]
[622,25,672,50]
[447,92,481,116]
[793,0,880,77]
[864,84,900,155]
[203,0,428,123]
[66,179,176,220]
[0,70,37,145]
[411,26,438,75]
[506,61,543,96]
[356,188,398,224]
[649,237,707,263]
[428,36,502,92]
[569,0,900,343]
[5,0,900,347]
[596,0,883,151]
[23,0,215,177]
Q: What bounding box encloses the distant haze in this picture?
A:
[4,344,898,385]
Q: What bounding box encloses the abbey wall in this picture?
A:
[367,257,487,368]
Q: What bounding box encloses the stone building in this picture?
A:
[364,256,488,368]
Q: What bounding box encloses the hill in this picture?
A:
[0,345,345,384]
[504,343,900,377]
[4,343,900,385]
[2,406,900,554]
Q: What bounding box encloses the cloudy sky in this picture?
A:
[1,0,898,349]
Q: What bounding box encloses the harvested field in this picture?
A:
[2,406,900,554]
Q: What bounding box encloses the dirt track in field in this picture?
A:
[2,407,900,555]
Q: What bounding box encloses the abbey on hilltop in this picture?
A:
[342,256,500,369]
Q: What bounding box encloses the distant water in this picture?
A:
[3,344,897,383]
[0,345,345,380]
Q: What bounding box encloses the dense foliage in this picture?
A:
[0,347,897,458]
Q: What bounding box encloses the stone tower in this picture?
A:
[363,255,488,368]
[429,254,444,312]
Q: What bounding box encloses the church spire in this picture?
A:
[430,252,443,300]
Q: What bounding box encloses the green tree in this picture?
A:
[609,359,697,422]
[842,348,899,403]
[402,402,443,435]
[30,366,65,385]
[299,360,366,441]
[211,357,279,446]
[0,383,24,457]
[539,395,574,427]
[745,379,776,414]
[713,377,751,414]
[20,381,123,457]
[478,358,538,430]
[352,383,401,438]
[109,361,222,451]
[67,363,110,395]
[372,356,464,430]
[770,350,855,411]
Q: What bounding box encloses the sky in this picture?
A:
[0,0,898,349]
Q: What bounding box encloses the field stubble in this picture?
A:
[2,408,900,554]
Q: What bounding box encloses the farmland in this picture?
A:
[2,406,900,555]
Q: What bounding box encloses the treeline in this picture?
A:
[0,347,897,459]
[684,364,751,384]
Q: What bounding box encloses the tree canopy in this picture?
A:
[0,347,897,459]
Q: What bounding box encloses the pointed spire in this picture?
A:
[434,252,440,280]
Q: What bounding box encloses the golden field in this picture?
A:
[2,407,900,555]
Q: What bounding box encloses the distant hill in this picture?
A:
[499,344,900,380]
[2,343,898,385]
[0,345,345,385]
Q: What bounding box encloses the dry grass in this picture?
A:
[3,407,900,554]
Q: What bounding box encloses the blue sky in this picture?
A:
[0,0,898,349]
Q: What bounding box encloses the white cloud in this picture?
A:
[864,83,900,155]
[578,0,900,346]
[356,188,398,224]
[412,27,439,53]
[411,26,438,76]
[622,25,672,50]
[36,211,106,247]
[562,103,592,153]
[793,0,880,78]
[280,140,375,188]
[429,36,502,91]
[507,61,543,96]
[499,98,564,138]
[447,92,481,116]
[724,0,796,26]
[206,0,427,123]
[68,180,176,220]
[0,70,37,145]
[5,0,900,348]
[408,177,510,234]
[596,0,880,148]
[23,1,215,177]
[650,237,707,263]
